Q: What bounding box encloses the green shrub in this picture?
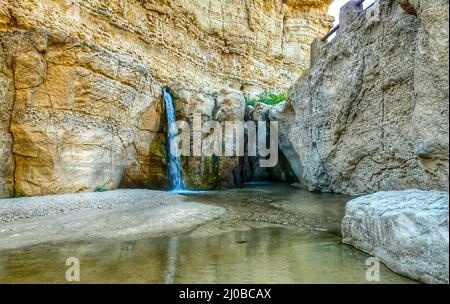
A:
[245,90,287,107]
[94,186,108,192]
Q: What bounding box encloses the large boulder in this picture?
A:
[342,189,449,284]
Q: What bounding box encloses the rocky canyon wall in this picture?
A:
[0,0,332,197]
[278,0,449,195]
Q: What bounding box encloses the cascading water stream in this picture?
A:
[163,88,185,191]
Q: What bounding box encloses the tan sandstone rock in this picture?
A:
[0,28,166,196]
[0,40,14,198]
[0,0,331,197]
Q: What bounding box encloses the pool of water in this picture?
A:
[0,184,416,284]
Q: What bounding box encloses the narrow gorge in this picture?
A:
[0,0,448,285]
[0,0,332,196]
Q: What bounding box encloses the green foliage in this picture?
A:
[245,90,287,107]
[94,186,108,192]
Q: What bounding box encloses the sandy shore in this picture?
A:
[0,190,225,250]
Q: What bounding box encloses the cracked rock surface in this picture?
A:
[276,0,449,195]
[342,189,449,284]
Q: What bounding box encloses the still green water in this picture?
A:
[0,184,416,284]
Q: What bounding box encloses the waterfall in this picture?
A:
[163,88,185,191]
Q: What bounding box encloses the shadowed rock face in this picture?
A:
[278,0,449,195]
[166,83,298,190]
[166,83,246,189]
[0,0,332,197]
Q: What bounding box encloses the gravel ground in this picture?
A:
[0,190,184,223]
[0,185,350,251]
[0,190,225,250]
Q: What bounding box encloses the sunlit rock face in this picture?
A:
[279,0,449,195]
[342,189,449,284]
[0,0,332,197]
[1,29,167,196]
[0,44,15,198]
[0,0,332,92]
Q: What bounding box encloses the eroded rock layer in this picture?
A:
[279,0,449,195]
[0,0,332,197]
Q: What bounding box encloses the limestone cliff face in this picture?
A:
[278,0,449,195]
[1,0,332,91]
[0,41,14,197]
[0,0,332,197]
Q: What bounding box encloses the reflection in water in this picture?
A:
[234,231,248,244]
[0,228,415,284]
[164,237,178,284]
[181,183,354,234]
[0,184,416,284]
